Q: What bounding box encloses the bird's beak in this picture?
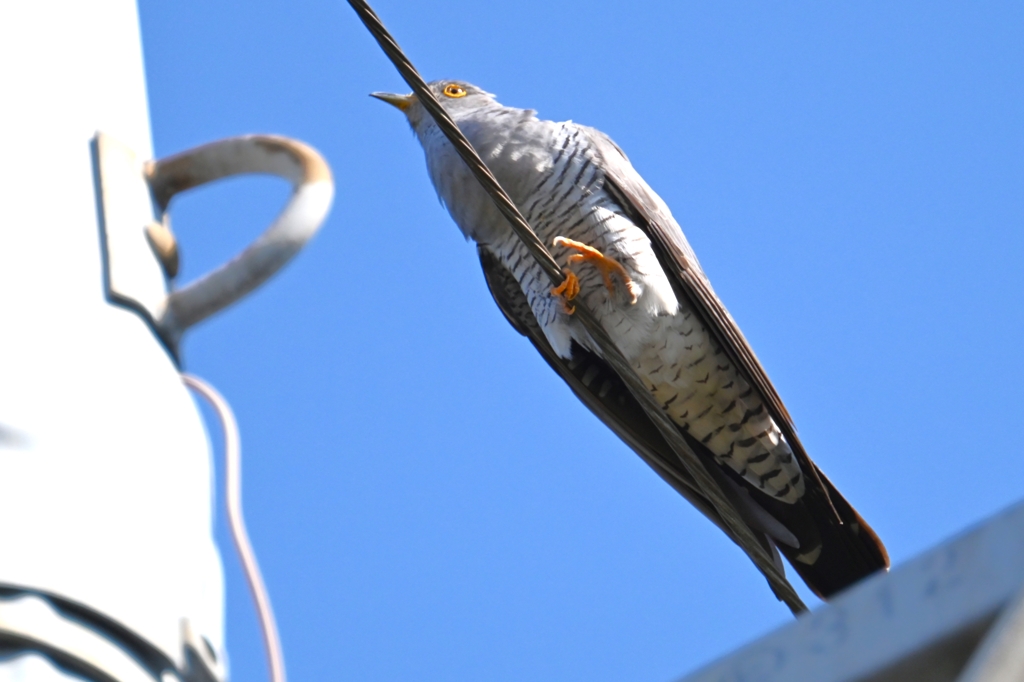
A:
[370,92,416,112]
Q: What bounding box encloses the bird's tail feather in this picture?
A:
[742,462,889,600]
[680,431,887,600]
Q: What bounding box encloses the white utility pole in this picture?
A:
[0,2,332,681]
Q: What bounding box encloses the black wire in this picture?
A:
[346,0,808,615]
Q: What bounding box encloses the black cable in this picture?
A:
[346,0,807,615]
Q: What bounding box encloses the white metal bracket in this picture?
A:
[93,132,170,331]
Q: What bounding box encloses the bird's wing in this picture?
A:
[580,126,798,429]
[478,246,797,561]
[577,125,889,595]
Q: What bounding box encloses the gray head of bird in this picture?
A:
[370,79,541,241]
[371,80,500,133]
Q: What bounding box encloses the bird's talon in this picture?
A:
[552,236,638,305]
[551,270,580,314]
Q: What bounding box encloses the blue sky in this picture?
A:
[138,2,1023,680]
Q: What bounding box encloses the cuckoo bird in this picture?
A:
[374,80,888,599]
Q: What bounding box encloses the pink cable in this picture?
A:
[182,374,287,682]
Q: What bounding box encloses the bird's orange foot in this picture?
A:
[552,236,639,305]
[551,269,580,314]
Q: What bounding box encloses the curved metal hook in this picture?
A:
[147,135,334,340]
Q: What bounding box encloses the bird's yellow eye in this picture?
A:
[443,84,467,98]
